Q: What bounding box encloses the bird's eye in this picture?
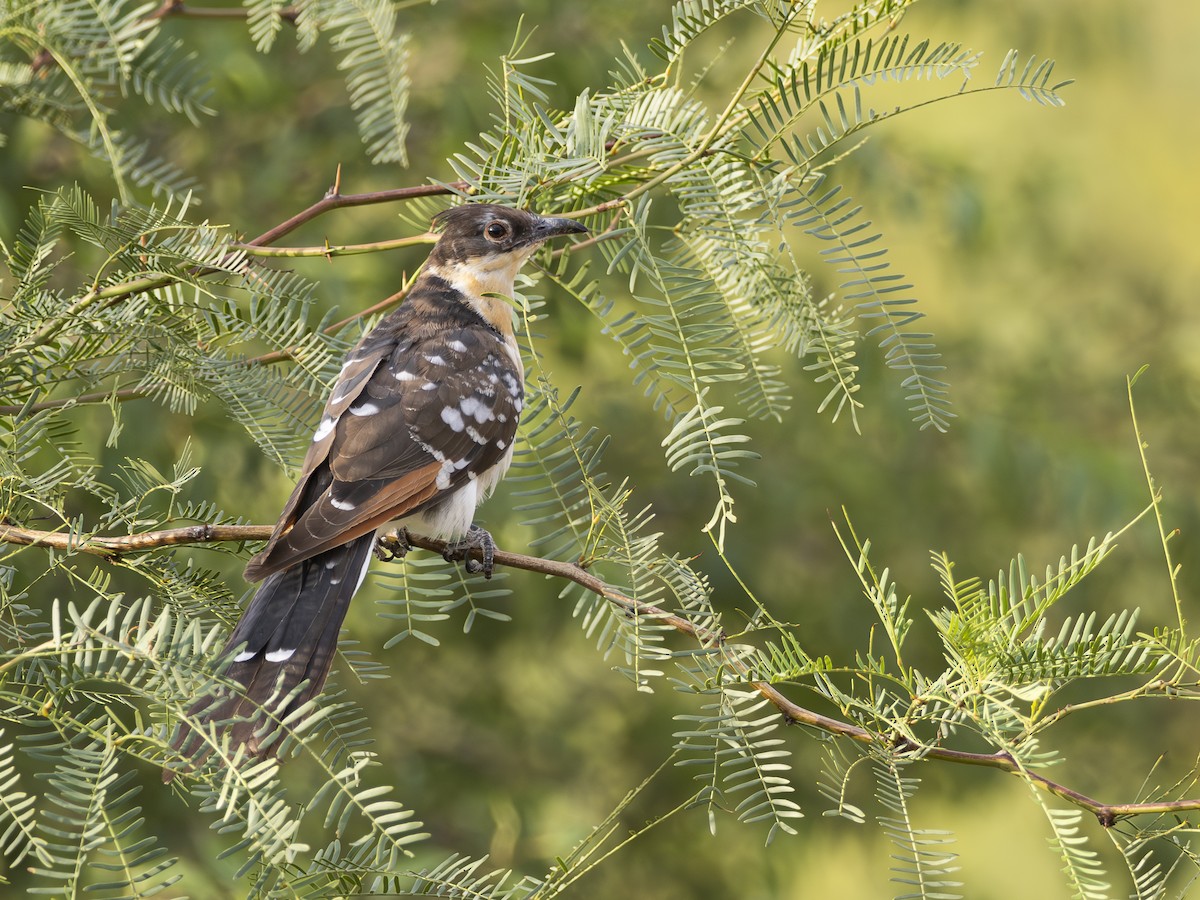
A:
[485,221,509,241]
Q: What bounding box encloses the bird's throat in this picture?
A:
[425,256,533,339]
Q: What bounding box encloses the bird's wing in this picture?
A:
[244,306,522,581]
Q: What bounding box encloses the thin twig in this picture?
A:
[2,520,1196,826]
[229,233,435,259]
[0,522,273,557]
[0,387,146,416]
[244,181,467,249]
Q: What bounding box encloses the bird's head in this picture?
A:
[428,204,587,285]
[422,205,587,332]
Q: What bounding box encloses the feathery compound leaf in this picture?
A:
[27,741,121,894]
[0,1,211,202]
[406,852,542,898]
[373,553,455,648]
[874,760,961,900]
[747,34,980,154]
[785,171,952,431]
[650,0,775,62]
[0,731,51,873]
[598,210,761,546]
[676,230,794,422]
[322,0,412,165]
[571,487,675,691]
[245,0,291,52]
[738,627,831,684]
[927,534,1160,689]
[816,741,869,824]
[126,33,214,125]
[987,535,1119,629]
[511,377,608,562]
[0,185,359,473]
[516,321,680,689]
[1041,806,1111,900]
[1116,841,1171,900]
[837,514,913,666]
[662,397,756,543]
[675,688,803,843]
[23,737,177,897]
[0,592,427,889]
[994,49,1074,106]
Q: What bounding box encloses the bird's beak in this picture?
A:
[532,215,588,242]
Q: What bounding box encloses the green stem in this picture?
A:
[231,233,435,259]
[1128,373,1187,638]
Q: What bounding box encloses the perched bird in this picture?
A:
[169,205,587,770]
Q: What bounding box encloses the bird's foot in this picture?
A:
[375,526,412,562]
[442,524,495,578]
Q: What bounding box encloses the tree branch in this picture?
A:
[0,522,273,557]
[2,520,1195,826]
[243,179,468,249]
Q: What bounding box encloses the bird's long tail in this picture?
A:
[167,533,376,776]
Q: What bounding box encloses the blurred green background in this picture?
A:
[3,1,1199,896]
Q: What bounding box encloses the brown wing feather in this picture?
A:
[244,339,392,579]
[245,290,522,582]
[249,462,444,576]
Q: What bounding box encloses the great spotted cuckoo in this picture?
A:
[169,205,587,769]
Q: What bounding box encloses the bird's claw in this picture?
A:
[441,524,496,579]
[375,527,412,562]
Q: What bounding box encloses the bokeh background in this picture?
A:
[3,1,1199,896]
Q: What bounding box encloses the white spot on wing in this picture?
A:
[440,406,465,432]
[415,440,445,462]
[425,353,447,367]
[448,339,468,353]
[350,401,380,416]
[501,371,522,398]
[460,396,494,423]
[393,369,418,381]
[233,650,256,663]
[466,425,486,444]
[313,417,335,441]
[266,648,295,663]
[435,459,454,490]
[331,496,356,511]
[422,382,438,391]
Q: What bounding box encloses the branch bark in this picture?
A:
[242,180,467,249]
[2,520,1194,827]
